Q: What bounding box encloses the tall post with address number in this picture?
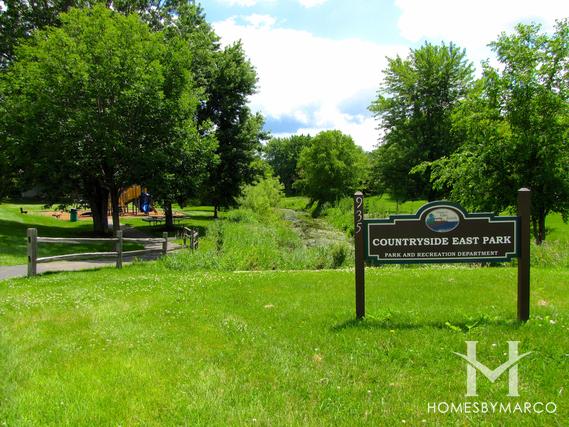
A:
[354,192,365,318]
[517,188,531,322]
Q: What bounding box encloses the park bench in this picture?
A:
[142,215,189,226]
[142,216,164,226]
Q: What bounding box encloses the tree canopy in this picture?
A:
[295,130,368,208]
[429,20,569,243]
[200,42,266,217]
[1,5,208,234]
[1,1,266,228]
[369,42,474,200]
[263,134,312,195]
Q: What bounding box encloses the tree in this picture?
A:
[295,130,368,209]
[2,1,264,221]
[0,1,195,68]
[140,123,218,230]
[263,134,312,195]
[429,21,569,244]
[200,42,267,218]
[368,138,424,202]
[369,42,474,200]
[1,6,204,234]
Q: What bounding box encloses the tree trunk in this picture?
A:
[109,186,121,235]
[531,216,538,243]
[213,204,218,219]
[89,184,109,236]
[164,201,174,230]
[536,209,546,245]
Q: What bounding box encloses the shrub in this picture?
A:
[238,176,284,215]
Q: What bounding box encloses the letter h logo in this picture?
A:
[453,341,531,397]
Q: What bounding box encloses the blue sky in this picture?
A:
[205,1,404,44]
[203,0,568,150]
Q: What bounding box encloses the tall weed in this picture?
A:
[161,208,352,271]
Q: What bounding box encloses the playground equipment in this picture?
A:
[107,185,152,215]
[139,192,151,214]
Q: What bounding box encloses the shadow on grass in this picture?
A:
[0,218,95,260]
[0,218,146,264]
[332,315,520,333]
[0,218,94,237]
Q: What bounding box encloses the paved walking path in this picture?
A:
[0,226,182,281]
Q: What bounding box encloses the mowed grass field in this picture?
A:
[1,265,567,425]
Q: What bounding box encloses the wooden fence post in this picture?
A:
[517,188,531,321]
[162,232,168,255]
[116,230,123,269]
[190,229,195,250]
[27,228,38,277]
[183,232,187,249]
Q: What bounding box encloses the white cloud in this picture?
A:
[213,16,406,150]
[243,14,277,29]
[294,116,379,152]
[396,0,569,68]
[298,0,328,8]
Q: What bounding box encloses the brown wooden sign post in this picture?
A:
[354,189,531,322]
[517,188,531,321]
[354,192,365,318]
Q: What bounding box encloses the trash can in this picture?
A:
[70,208,78,222]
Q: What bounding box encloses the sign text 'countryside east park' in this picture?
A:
[366,202,518,263]
[353,189,531,321]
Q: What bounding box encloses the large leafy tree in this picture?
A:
[200,42,266,218]
[159,4,266,217]
[263,134,312,195]
[429,21,569,244]
[2,1,265,220]
[369,42,474,200]
[295,130,368,209]
[1,6,204,234]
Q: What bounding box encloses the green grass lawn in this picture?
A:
[0,203,216,266]
[0,203,114,266]
[1,265,567,425]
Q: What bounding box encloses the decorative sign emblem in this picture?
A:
[425,208,460,232]
[364,202,519,264]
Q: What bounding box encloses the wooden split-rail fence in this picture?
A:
[181,227,199,250]
[26,227,200,277]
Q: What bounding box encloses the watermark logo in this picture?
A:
[453,341,532,397]
[426,341,558,415]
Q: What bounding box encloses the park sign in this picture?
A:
[365,202,518,264]
[353,190,531,322]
